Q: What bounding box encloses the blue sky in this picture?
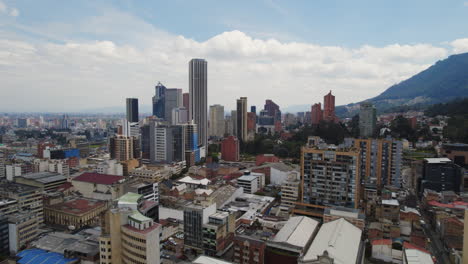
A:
[1,0,468,112]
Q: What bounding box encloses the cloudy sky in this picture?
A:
[1,0,468,112]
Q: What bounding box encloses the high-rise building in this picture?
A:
[0,215,8,256]
[236,97,248,142]
[184,122,199,165]
[251,105,256,114]
[221,136,239,162]
[126,98,139,123]
[184,203,216,250]
[202,211,236,256]
[323,90,337,122]
[165,88,183,123]
[247,112,256,135]
[109,135,136,161]
[60,114,69,129]
[344,138,403,187]
[172,107,188,125]
[311,103,323,125]
[209,104,225,138]
[301,138,361,209]
[183,92,190,110]
[264,99,281,121]
[149,122,185,164]
[419,158,463,193]
[279,172,300,213]
[152,82,167,118]
[359,102,376,138]
[230,110,237,136]
[189,58,208,148]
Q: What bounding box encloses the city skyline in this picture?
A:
[1,1,468,112]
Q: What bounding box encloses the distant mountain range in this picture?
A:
[336,52,468,117]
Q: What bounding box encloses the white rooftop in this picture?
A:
[178,176,210,186]
[193,255,233,264]
[424,158,452,164]
[272,216,319,249]
[382,199,399,206]
[401,206,421,216]
[302,218,362,264]
[404,249,434,264]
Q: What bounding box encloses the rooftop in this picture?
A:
[73,172,124,185]
[424,158,452,164]
[122,222,160,235]
[382,199,399,206]
[178,176,210,186]
[237,175,258,182]
[17,172,66,184]
[271,216,319,250]
[46,197,106,215]
[324,206,365,220]
[16,249,78,264]
[193,255,233,264]
[0,181,40,193]
[404,249,434,264]
[31,231,99,255]
[129,211,152,223]
[302,218,362,263]
[118,192,142,205]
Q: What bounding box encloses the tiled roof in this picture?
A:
[46,197,105,215]
[73,172,123,185]
[372,239,392,246]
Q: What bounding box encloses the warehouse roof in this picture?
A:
[302,218,362,264]
[271,216,319,250]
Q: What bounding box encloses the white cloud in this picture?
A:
[9,8,18,17]
[0,11,463,112]
[450,38,468,53]
[464,1,468,7]
[0,1,19,17]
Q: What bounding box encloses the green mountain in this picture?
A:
[337,52,468,117]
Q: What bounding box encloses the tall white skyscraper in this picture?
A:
[189,59,208,148]
[209,104,225,138]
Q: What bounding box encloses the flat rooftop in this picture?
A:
[424,158,452,164]
[45,197,106,215]
[18,172,67,184]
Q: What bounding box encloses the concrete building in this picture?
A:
[172,107,188,125]
[71,173,125,200]
[264,99,281,122]
[153,82,166,119]
[33,159,70,177]
[209,104,225,138]
[280,172,301,213]
[184,203,217,250]
[165,88,183,123]
[236,97,248,142]
[299,218,364,264]
[0,198,18,216]
[301,142,361,209]
[221,136,240,162]
[109,135,136,161]
[202,211,236,256]
[344,137,403,188]
[99,206,161,264]
[265,216,319,264]
[420,158,463,193]
[238,174,260,194]
[150,123,186,164]
[323,207,366,230]
[96,159,123,176]
[441,143,468,168]
[0,181,43,223]
[44,196,108,229]
[14,172,67,192]
[129,167,163,181]
[189,58,208,149]
[233,233,266,264]
[359,102,376,138]
[8,212,38,254]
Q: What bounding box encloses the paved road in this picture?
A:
[420,208,451,264]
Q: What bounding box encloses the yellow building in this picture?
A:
[99,193,161,264]
[44,196,108,229]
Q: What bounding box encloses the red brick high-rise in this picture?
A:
[221,136,240,162]
[311,103,323,125]
[247,112,256,132]
[323,90,336,122]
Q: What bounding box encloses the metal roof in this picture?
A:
[302,218,362,263]
[272,216,319,249]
